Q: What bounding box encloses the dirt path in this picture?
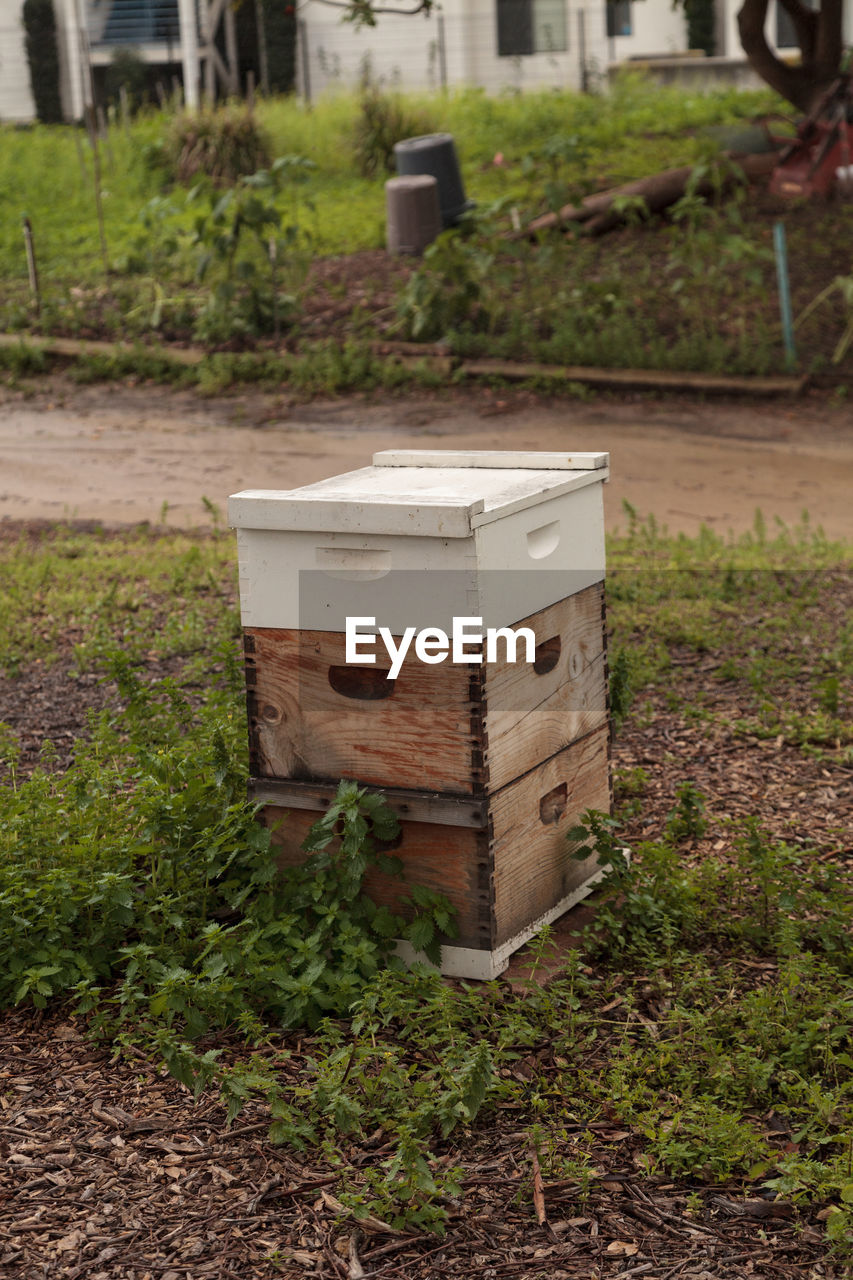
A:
[1,379,852,538]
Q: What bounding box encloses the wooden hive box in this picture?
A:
[229,449,612,980]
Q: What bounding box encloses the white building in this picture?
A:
[0,0,36,120]
[295,0,689,98]
[0,0,195,122]
[2,0,848,123]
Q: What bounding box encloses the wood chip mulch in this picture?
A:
[1,539,851,1279]
[0,1005,843,1280]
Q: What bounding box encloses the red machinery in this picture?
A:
[770,76,853,198]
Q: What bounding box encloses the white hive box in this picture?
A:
[228,449,609,635]
[228,449,612,980]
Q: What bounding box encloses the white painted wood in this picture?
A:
[395,863,609,979]
[178,0,200,109]
[229,488,485,539]
[374,450,609,471]
[0,2,35,121]
[230,451,607,632]
[470,468,609,529]
[229,458,607,536]
[234,527,480,632]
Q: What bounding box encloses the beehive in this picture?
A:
[229,450,612,979]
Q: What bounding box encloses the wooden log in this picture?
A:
[522,151,779,238]
[0,333,205,366]
[457,358,808,397]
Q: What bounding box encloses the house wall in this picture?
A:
[0,0,36,121]
[296,0,688,99]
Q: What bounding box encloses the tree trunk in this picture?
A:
[737,0,843,113]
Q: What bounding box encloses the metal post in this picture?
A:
[773,221,797,369]
[437,10,448,92]
[578,9,588,93]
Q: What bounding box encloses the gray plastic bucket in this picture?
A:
[386,174,442,255]
[393,133,474,228]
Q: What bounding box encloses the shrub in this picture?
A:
[166,106,273,187]
[353,85,435,178]
[23,0,62,124]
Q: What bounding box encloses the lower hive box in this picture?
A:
[250,723,612,980]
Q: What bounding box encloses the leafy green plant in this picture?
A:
[2,499,853,1252]
[190,155,315,340]
[608,647,635,731]
[665,781,708,842]
[105,47,150,111]
[395,230,494,340]
[796,274,853,364]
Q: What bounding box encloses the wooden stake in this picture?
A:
[22,218,40,315]
[86,105,110,276]
[73,123,87,185]
[119,84,130,140]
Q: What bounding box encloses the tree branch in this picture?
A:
[737,0,835,111]
[310,0,433,25]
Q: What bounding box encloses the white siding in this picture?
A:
[0,0,36,121]
[609,0,687,61]
[297,0,688,98]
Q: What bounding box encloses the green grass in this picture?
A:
[6,78,853,382]
[0,520,238,675]
[0,515,851,1244]
[1,77,780,278]
[0,78,783,328]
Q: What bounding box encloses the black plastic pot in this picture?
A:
[393,133,474,228]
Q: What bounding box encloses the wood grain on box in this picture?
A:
[244,582,607,796]
[259,724,611,953]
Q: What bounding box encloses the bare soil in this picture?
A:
[0,377,852,539]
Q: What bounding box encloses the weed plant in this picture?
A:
[353,80,436,177]
[1,518,851,1242]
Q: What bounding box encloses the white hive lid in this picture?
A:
[228,449,610,538]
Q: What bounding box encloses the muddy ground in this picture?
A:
[0,378,852,538]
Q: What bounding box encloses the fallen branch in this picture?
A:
[521,152,779,238]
